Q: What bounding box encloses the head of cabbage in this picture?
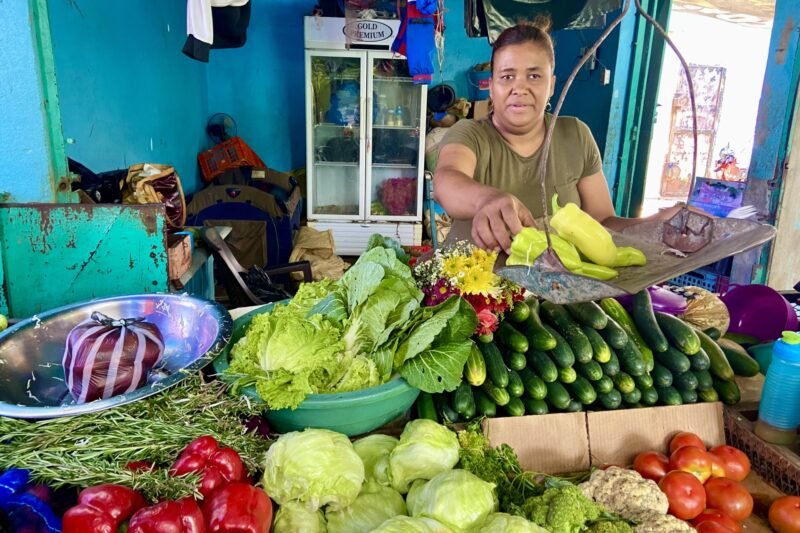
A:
[371,516,453,533]
[408,469,497,532]
[272,502,327,533]
[480,513,549,533]
[353,434,397,486]
[325,484,406,533]
[389,419,459,493]
[261,428,365,511]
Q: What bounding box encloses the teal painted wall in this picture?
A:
[437,1,621,156]
[47,0,209,193]
[207,0,318,173]
[0,1,55,203]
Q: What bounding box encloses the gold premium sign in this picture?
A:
[343,20,393,42]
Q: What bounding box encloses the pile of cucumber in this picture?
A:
[417,290,759,423]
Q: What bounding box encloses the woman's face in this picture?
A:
[490,42,555,135]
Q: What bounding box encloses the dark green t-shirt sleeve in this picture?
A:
[438,118,484,159]
[577,119,603,178]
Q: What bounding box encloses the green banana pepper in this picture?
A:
[576,262,618,280]
[550,194,618,267]
[613,246,647,267]
[507,228,582,271]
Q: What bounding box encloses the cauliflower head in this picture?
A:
[579,467,668,522]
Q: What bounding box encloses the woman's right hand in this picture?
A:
[471,191,535,254]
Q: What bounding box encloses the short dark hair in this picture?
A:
[491,17,555,74]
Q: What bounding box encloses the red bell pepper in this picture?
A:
[170,436,246,498]
[128,497,206,533]
[202,483,272,533]
[62,484,146,533]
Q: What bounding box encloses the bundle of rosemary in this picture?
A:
[0,374,271,501]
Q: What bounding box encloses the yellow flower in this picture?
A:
[459,266,496,295]
[442,256,467,279]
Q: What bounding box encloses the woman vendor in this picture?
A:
[433,20,688,254]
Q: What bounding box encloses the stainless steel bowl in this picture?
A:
[0,294,232,418]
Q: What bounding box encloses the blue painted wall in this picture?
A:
[207,0,318,173]
[436,2,619,155]
[0,1,55,203]
[47,0,209,193]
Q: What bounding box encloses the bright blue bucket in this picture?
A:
[468,69,491,101]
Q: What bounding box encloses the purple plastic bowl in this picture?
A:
[617,286,688,315]
[720,284,799,342]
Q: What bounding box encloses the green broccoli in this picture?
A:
[522,485,604,533]
[587,520,636,533]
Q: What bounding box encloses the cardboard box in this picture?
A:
[484,403,779,531]
[167,233,193,281]
[472,100,491,121]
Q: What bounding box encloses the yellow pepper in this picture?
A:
[550,194,618,267]
[507,228,582,271]
[613,246,647,267]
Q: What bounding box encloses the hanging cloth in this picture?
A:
[391,0,439,85]
[183,0,252,62]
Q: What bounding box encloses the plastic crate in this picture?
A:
[668,269,730,294]
[198,137,266,182]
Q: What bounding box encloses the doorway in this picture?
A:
[640,0,775,216]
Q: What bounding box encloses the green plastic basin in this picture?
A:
[211,302,419,436]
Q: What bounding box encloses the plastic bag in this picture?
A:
[123,163,187,228]
[62,312,165,403]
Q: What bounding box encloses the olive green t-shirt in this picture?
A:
[439,114,603,218]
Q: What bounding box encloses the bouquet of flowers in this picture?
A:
[413,241,525,335]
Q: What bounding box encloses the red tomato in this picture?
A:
[708,452,727,478]
[704,478,753,522]
[633,451,670,481]
[670,445,713,483]
[659,470,706,520]
[669,431,706,454]
[709,445,751,482]
[696,522,740,533]
[692,509,742,533]
[769,496,800,533]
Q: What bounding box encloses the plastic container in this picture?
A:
[212,304,420,437]
[468,67,491,101]
[198,136,266,183]
[721,284,799,342]
[617,286,688,315]
[755,331,800,445]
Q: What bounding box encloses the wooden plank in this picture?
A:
[0,204,168,319]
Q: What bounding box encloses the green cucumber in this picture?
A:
[518,367,547,400]
[545,381,571,410]
[595,375,614,394]
[680,388,698,404]
[582,326,612,363]
[690,347,711,371]
[481,382,510,406]
[598,389,623,410]
[474,388,497,417]
[495,321,529,354]
[558,366,578,384]
[634,372,654,390]
[599,316,629,350]
[503,350,528,372]
[464,343,487,386]
[521,299,558,351]
[543,325,576,369]
[657,386,683,406]
[507,301,531,323]
[640,387,659,406]
[521,396,549,415]
[655,346,691,374]
[693,369,714,391]
[612,372,636,394]
[576,360,604,381]
[569,376,598,405]
[674,371,699,391]
[633,290,669,353]
[713,377,741,405]
[601,350,621,377]
[453,381,475,414]
[651,363,674,388]
[507,369,525,398]
[503,397,526,416]
[565,301,608,329]
[722,332,760,347]
[462,396,476,420]
[622,388,642,405]
[703,327,722,340]
[564,399,584,412]
[435,394,459,423]
[600,298,654,370]
[416,392,437,421]
[618,340,647,377]
[698,387,720,403]
[696,328,735,381]
[477,332,494,343]
[479,342,509,388]
[540,302,593,363]
[655,312,701,355]
[718,338,760,377]
[526,351,559,383]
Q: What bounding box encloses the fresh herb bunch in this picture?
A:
[0,374,270,501]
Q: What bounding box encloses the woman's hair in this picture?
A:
[491,16,555,73]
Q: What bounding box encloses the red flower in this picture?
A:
[476,308,500,335]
